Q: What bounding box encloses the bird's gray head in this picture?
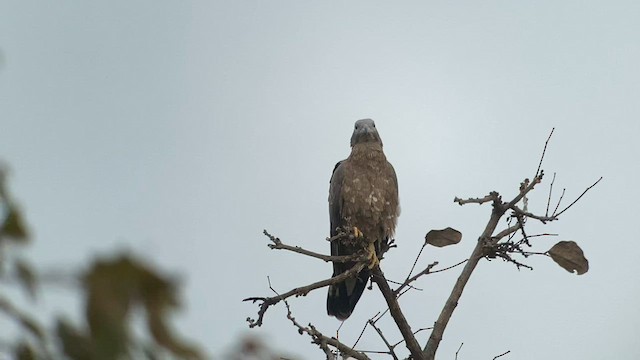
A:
[350,119,383,147]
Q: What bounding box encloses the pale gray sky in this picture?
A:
[1,1,639,359]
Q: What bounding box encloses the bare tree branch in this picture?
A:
[423,195,504,360]
[244,263,366,328]
[393,259,468,297]
[509,205,557,224]
[263,230,358,263]
[492,224,521,241]
[371,266,425,360]
[454,192,499,206]
[281,295,370,360]
[393,261,438,296]
[506,172,544,210]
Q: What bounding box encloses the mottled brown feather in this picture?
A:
[327,120,399,320]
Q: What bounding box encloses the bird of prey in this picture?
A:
[327,119,400,320]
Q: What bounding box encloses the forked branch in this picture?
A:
[244,263,366,328]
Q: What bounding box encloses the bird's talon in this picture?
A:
[367,242,379,269]
[353,226,364,238]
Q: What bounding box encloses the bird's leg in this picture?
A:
[352,226,364,238]
[367,242,379,269]
[352,227,379,268]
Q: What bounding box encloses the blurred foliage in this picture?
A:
[224,336,296,360]
[0,166,204,359]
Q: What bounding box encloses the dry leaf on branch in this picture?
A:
[548,241,589,275]
[425,227,462,247]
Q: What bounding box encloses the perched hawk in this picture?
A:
[327,119,400,320]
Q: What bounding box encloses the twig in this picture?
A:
[454,192,498,206]
[368,319,399,360]
[427,260,468,275]
[403,243,427,287]
[493,350,511,359]
[393,261,438,296]
[455,342,464,360]
[263,230,357,263]
[545,172,556,217]
[554,177,603,217]
[284,300,369,360]
[514,213,529,247]
[509,205,557,224]
[393,260,468,296]
[387,259,469,298]
[521,251,549,256]
[244,263,366,328]
[391,327,432,348]
[535,128,554,177]
[351,313,372,349]
[505,172,544,210]
[552,188,566,216]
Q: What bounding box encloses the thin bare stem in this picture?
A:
[553,188,566,215]
[368,319,399,360]
[351,314,372,349]
[545,172,556,217]
[394,261,438,296]
[554,177,603,217]
[493,350,511,359]
[403,243,427,286]
[455,343,464,360]
[391,327,432,348]
[535,128,555,177]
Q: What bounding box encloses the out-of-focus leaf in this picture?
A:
[84,254,203,360]
[1,206,29,242]
[0,295,45,341]
[15,258,38,300]
[147,310,203,359]
[19,316,45,342]
[14,341,37,360]
[56,318,92,360]
[425,227,462,247]
[85,257,135,359]
[548,241,589,275]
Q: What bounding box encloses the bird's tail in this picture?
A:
[326,268,370,320]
